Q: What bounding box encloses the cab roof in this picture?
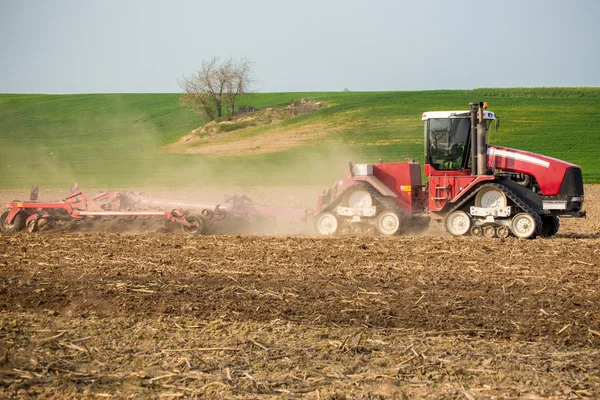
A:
[422,111,496,120]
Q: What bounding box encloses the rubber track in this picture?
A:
[446,182,543,238]
[323,182,407,235]
[357,182,408,235]
[541,215,560,237]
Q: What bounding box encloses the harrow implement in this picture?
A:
[1,188,203,235]
[1,187,314,235]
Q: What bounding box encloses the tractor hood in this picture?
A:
[487,146,582,197]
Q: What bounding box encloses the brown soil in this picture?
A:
[0,186,599,398]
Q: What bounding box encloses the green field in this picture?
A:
[0,88,599,189]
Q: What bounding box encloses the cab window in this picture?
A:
[427,118,470,170]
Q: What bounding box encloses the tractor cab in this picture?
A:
[422,107,497,173]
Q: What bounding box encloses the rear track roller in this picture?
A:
[314,212,339,236]
[483,226,496,238]
[470,226,483,237]
[376,211,401,236]
[511,213,537,239]
[445,210,471,236]
[496,226,510,238]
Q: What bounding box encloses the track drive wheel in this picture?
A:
[445,210,471,236]
[314,212,339,236]
[376,211,402,236]
[182,214,204,235]
[474,186,508,208]
[510,213,537,239]
[344,186,373,208]
[0,209,26,234]
[540,215,560,237]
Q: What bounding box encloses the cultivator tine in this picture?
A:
[27,219,36,232]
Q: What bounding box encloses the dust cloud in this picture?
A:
[1,113,423,236]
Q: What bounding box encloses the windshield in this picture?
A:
[427,118,470,170]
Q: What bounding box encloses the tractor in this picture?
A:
[314,102,585,238]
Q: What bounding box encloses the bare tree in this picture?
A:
[179,57,254,120]
[225,57,253,116]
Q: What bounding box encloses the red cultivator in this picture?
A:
[0,189,204,235]
[0,187,314,235]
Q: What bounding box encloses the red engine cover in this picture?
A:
[487,146,578,196]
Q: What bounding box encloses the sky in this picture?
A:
[1,0,599,93]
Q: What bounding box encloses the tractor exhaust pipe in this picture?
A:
[469,102,478,175]
[477,102,487,175]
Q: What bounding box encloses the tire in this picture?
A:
[540,216,560,237]
[182,214,204,235]
[445,210,471,236]
[511,213,537,239]
[314,212,339,236]
[1,209,26,234]
[376,211,402,236]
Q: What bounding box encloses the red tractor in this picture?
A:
[314,102,586,239]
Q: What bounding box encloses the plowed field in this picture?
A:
[1,186,599,399]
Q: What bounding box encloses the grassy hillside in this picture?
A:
[0,89,599,189]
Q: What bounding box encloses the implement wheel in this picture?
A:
[1,209,26,234]
[182,214,204,235]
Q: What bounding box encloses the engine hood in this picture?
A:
[487,146,581,196]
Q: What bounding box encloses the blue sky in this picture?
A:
[1,0,598,93]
